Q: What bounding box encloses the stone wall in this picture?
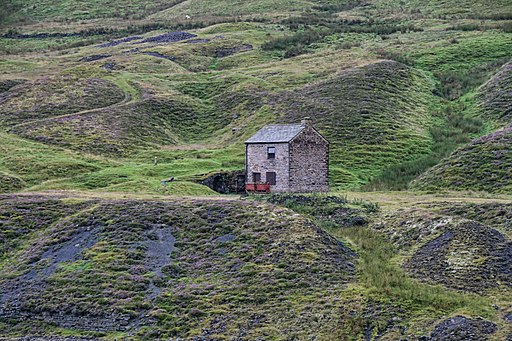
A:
[246,143,290,192]
[200,170,245,194]
[289,126,329,192]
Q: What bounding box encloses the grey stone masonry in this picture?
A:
[245,117,329,193]
[289,119,329,192]
[246,143,290,192]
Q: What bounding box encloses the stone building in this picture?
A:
[245,117,329,193]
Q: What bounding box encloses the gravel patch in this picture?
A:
[97,36,142,48]
[142,51,176,61]
[422,316,497,341]
[138,31,197,44]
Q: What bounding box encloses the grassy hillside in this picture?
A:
[411,126,512,193]
[1,1,512,340]
[0,194,357,339]
[474,61,512,128]
[1,0,177,23]
[275,60,435,186]
[365,0,512,19]
[0,75,126,126]
[411,61,512,193]
[1,193,511,339]
[0,1,511,195]
[3,0,511,25]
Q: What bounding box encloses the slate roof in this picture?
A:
[245,124,304,144]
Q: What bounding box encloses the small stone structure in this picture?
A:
[245,117,329,193]
[200,170,246,194]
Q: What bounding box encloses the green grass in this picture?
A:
[249,194,508,338]
[1,2,512,339]
[364,0,512,19]
[0,0,180,23]
[0,35,110,54]
[411,126,512,193]
[150,0,317,20]
[363,98,484,191]
[0,132,106,188]
[0,3,511,195]
[0,195,358,339]
[328,225,493,316]
[27,153,236,195]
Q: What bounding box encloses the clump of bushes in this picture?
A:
[262,19,423,58]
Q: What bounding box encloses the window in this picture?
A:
[267,146,276,159]
[252,172,261,183]
[266,172,276,185]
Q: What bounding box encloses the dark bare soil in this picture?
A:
[139,31,197,44]
[97,36,142,48]
[79,54,112,62]
[405,220,512,292]
[372,206,512,294]
[422,316,497,341]
[0,79,25,93]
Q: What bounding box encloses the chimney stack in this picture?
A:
[301,117,313,128]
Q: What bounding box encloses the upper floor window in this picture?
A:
[267,147,276,159]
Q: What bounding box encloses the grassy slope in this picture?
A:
[275,60,435,186]
[0,1,511,195]
[0,194,357,339]
[0,21,439,192]
[474,61,512,128]
[2,193,510,339]
[365,0,512,19]
[411,127,512,193]
[0,0,178,23]
[411,62,512,193]
[0,1,512,340]
[3,0,510,24]
[149,0,313,20]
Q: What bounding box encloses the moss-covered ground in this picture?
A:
[1,192,510,339]
[0,194,359,339]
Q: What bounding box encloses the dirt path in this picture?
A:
[10,189,243,203]
[10,87,134,130]
[345,191,512,210]
[10,190,512,208]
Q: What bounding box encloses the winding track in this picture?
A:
[9,82,136,130]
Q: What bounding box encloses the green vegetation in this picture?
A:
[1,0,180,23]
[1,0,512,339]
[330,226,492,315]
[2,193,510,339]
[411,127,512,193]
[254,194,510,339]
[0,195,356,339]
[2,1,510,194]
[410,61,512,193]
